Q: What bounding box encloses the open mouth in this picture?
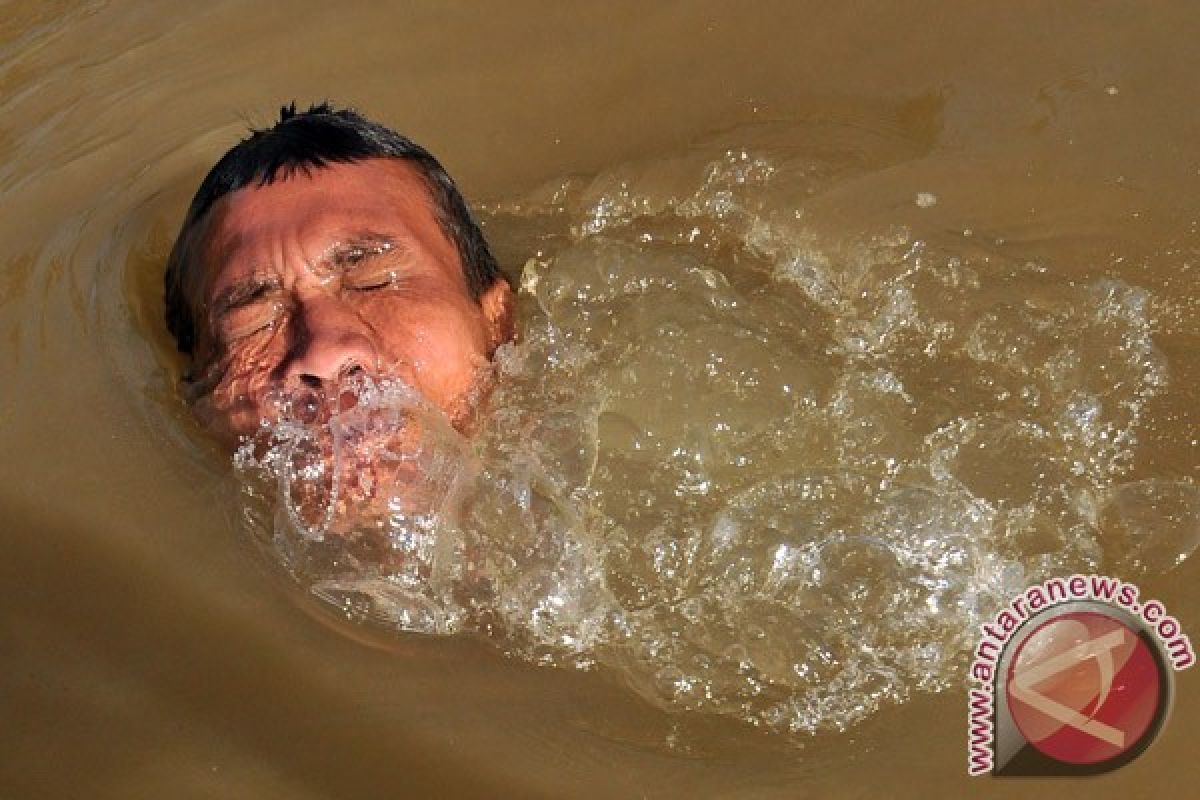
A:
[234,375,473,540]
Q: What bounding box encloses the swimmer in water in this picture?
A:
[164,102,515,449]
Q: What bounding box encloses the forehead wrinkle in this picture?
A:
[188,159,458,317]
[192,201,272,303]
[204,239,278,303]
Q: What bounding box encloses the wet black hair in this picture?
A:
[164,102,502,355]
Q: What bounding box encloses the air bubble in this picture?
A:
[1101,479,1200,574]
[231,144,1174,741]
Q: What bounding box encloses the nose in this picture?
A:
[276,293,379,386]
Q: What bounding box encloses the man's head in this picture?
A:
[165,103,514,444]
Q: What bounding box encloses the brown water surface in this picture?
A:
[2,2,1198,797]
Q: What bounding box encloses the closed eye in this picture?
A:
[214,280,286,341]
[218,298,287,340]
[345,262,403,290]
[338,240,409,291]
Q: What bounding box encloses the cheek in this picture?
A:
[369,298,489,391]
[199,331,289,427]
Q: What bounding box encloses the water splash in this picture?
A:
[232,143,1189,737]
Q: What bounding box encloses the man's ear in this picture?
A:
[480,277,515,351]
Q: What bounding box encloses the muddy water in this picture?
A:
[2,2,1199,797]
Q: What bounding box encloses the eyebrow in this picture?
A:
[212,276,282,317]
[321,232,407,271]
[210,232,410,315]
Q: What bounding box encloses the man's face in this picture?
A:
[179,158,513,444]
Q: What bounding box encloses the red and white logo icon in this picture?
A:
[1006,610,1164,767]
[968,576,1192,777]
[989,602,1173,775]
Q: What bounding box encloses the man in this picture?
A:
[164,103,514,446]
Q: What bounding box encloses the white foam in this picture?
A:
[233,142,1179,738]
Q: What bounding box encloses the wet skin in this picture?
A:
[176,158,514,445]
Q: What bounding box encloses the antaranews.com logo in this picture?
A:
[967,574,1194,776]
